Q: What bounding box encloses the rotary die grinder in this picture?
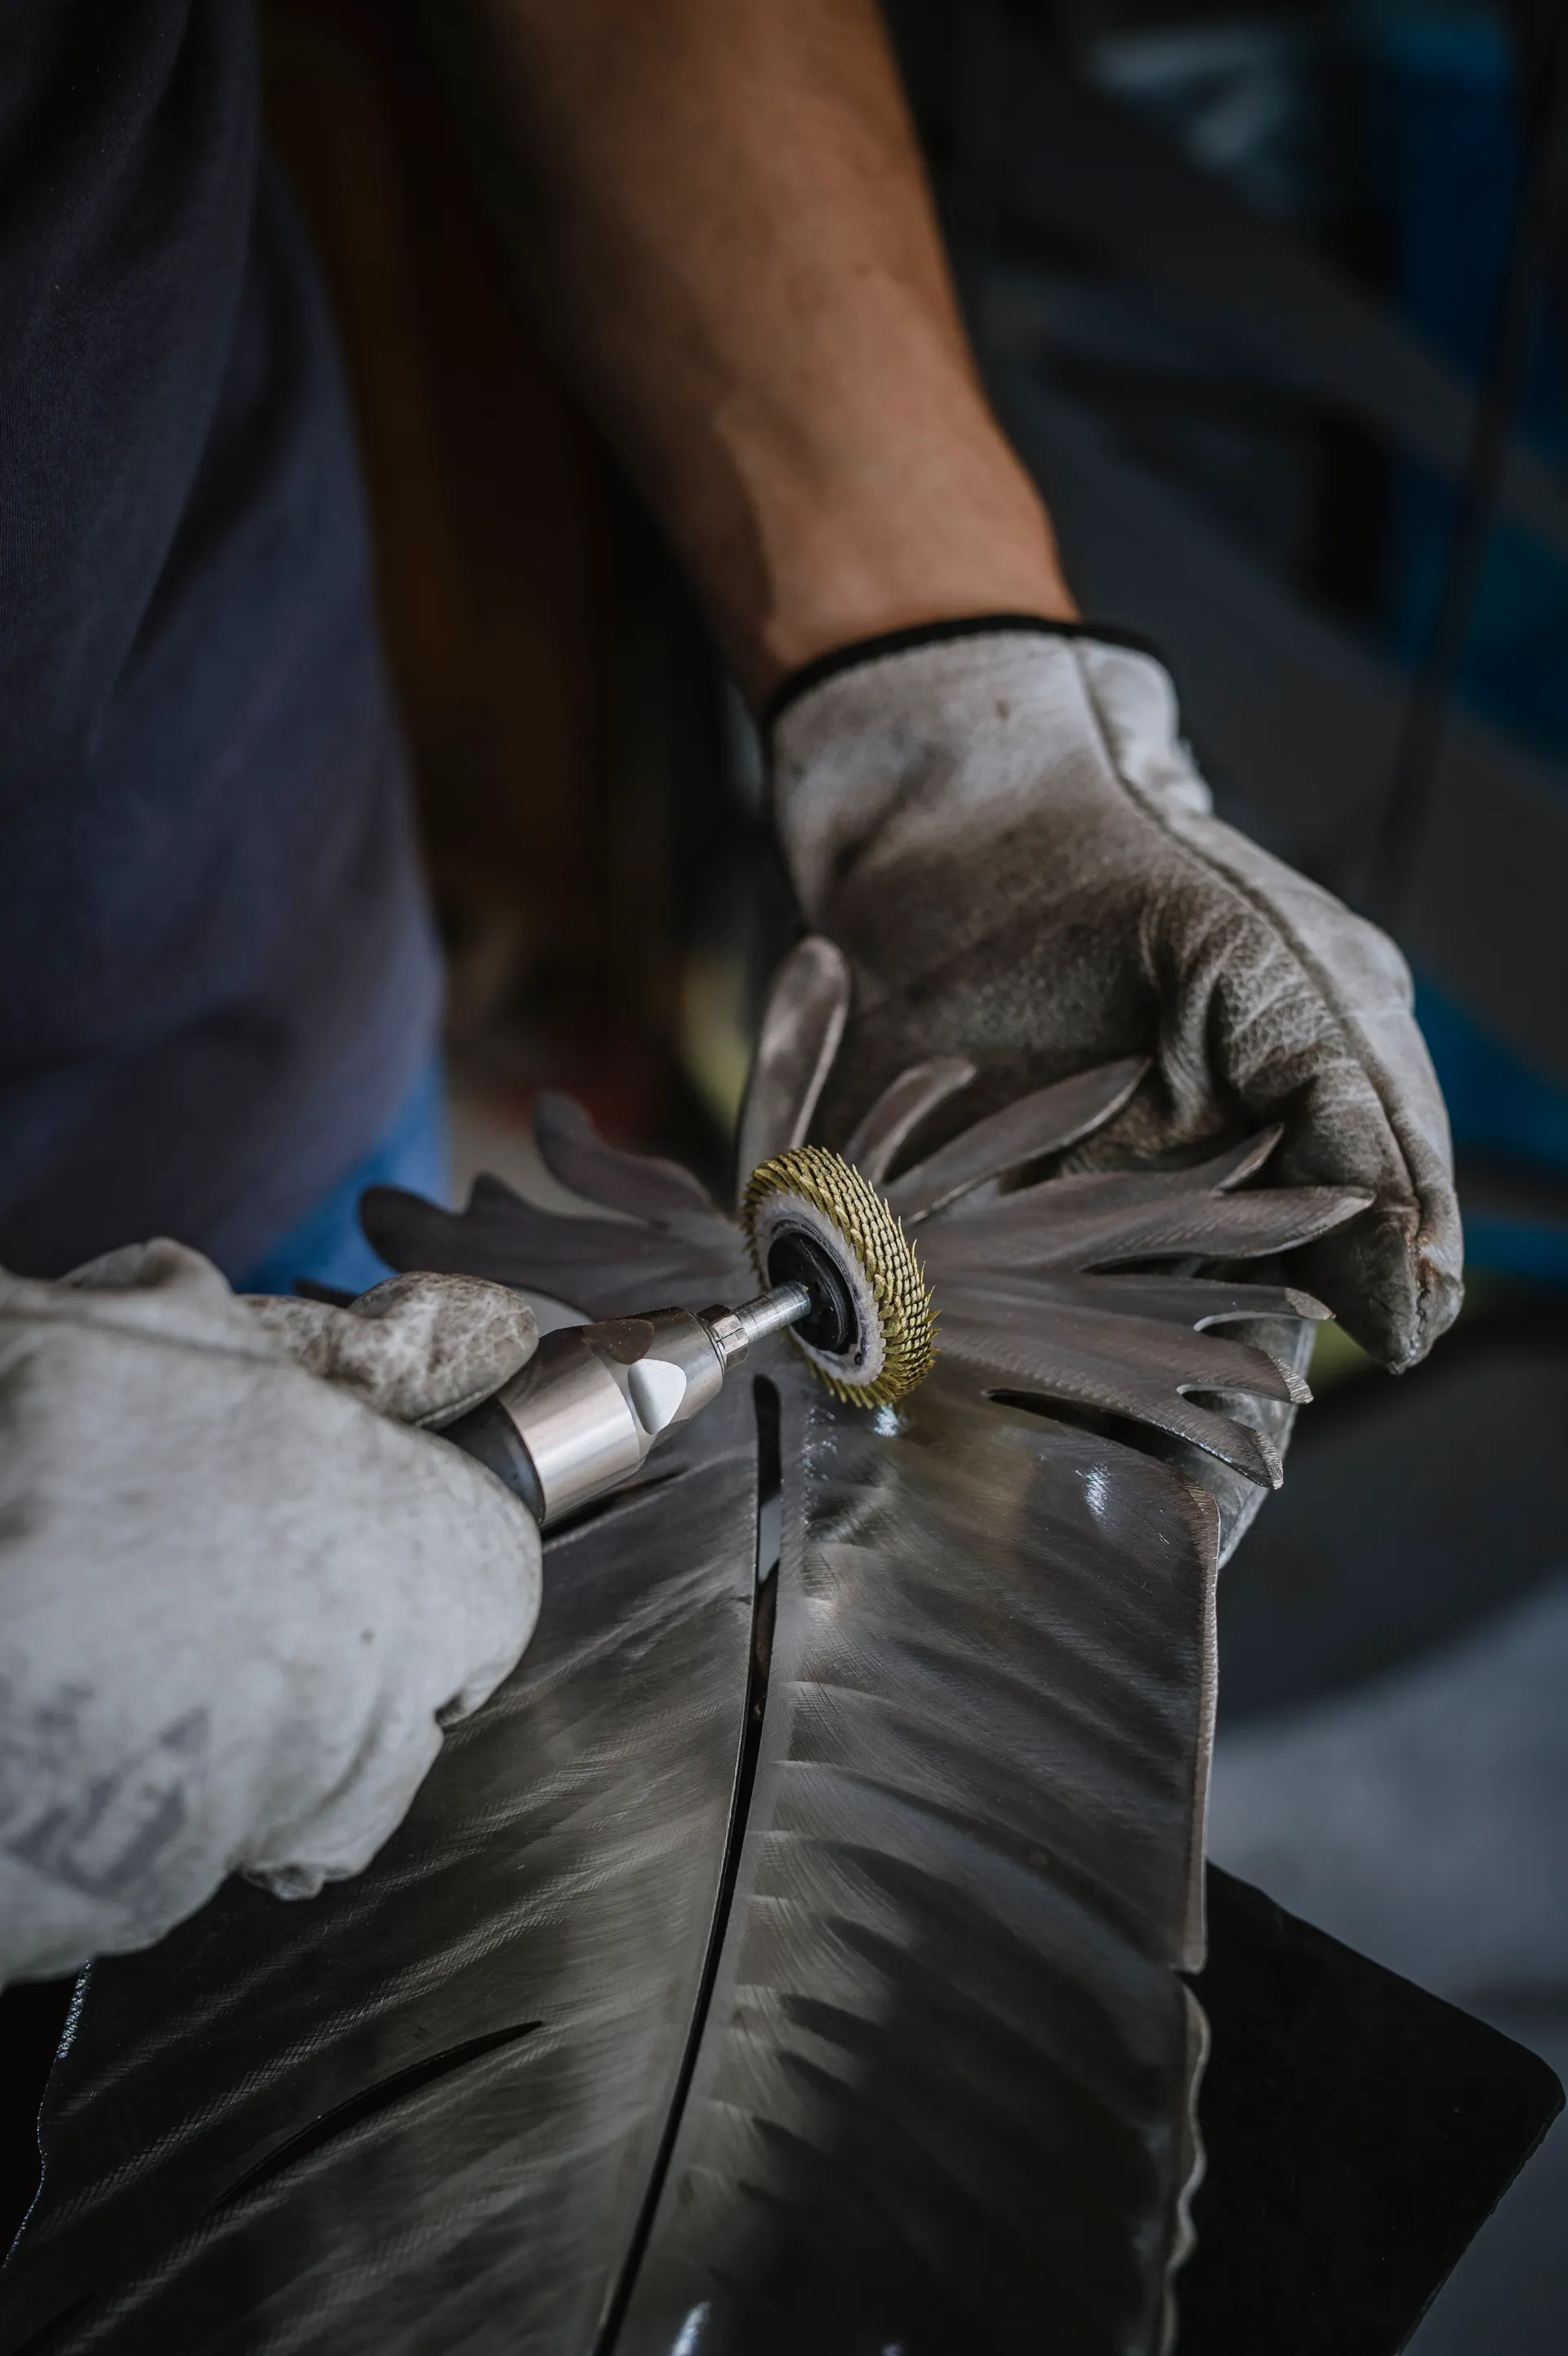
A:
[443,1147,936,1526]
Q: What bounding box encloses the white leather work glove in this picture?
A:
[0,1240,541,1985]
[773,624,1462,1370]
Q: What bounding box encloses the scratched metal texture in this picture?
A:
[0,1401,760,2355]
[0,939,1365,2356]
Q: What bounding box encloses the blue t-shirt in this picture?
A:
[0,1,441,1279]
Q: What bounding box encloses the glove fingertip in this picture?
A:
[1403,1249,1464,1373]
[1298,1201,1463,1373]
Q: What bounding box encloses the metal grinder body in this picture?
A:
[443,1285,810,1525]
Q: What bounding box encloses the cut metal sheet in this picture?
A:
[733,933,851,1187]
[885,1058,1148,1219]
[2,943,1367,2356]
[840,1053,977,1185]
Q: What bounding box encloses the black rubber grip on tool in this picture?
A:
[441,1396,546,1523]
[766,1230,858,1354]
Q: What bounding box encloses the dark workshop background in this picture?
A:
[261,2,1568,2345]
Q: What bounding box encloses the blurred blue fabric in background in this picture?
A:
[1367,2,1568,1279]
[234,1054,450,1300]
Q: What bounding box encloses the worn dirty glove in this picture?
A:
[0,1240,541,1984]
[772,624,1461,1370]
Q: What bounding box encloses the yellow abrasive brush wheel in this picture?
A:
[742,1146,937,1407]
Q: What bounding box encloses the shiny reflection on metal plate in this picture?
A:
[0,940,1366,2356]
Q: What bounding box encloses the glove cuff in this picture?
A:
[764,614,1162,731]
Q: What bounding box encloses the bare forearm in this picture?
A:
[465,0,1075,701]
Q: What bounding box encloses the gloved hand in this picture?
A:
[0,1240,541,1984]
[772,624,1461,1370]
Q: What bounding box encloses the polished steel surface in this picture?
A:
[2,938,1368,2356]
[618,1361,1217,2356]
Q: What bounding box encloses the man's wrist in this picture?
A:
[723,415,1079,706]
[764,614,1160,729]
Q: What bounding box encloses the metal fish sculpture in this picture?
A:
[0,940,1366,2356]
